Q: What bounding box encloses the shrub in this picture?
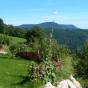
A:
[26,31,58,84]
[78,78,88,88]
[0,35,10,45]
[27,30,72,87]
[9,43,18,55]
[9,43,28,55]
[74,40,88,79]
[16,52,43,62]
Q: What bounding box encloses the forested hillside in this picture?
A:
[53,29,88,50]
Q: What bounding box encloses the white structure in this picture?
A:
[57,80,68,88]
[0,50,7,54]
[43,75,82,88]
[44,82,55,88]
[66,80,77,88]
[70,75,82,88]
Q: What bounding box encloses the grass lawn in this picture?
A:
[0,34,42,88]
[0,34,26,44]
[0,55,36,88]
[0,55,74,88]
[10,36,26,44]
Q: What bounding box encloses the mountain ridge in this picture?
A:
[17,22,78,30]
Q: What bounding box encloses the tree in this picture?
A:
[6,25,26,38]
[0,18,4,33]
[25,26,45,43]
[13,28,26,38]
[6,25,14,36]
[75,40,88,79]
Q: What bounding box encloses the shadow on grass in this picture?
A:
[16,76,30,85]
[9,74,30,86]
[11,74,43,88]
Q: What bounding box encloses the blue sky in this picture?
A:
[0,0,88,28]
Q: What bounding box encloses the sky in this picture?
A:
[0,0,88,29]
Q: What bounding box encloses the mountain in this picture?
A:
[18,24,35,29]
[17,22,88,51]
[18,22,78,30]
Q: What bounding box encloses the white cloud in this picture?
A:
[53,10,59,15]
[42,13,88,29]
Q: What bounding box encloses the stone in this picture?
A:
[44,82,56,88]
[67,79,77,88]
[70,75,82,88]
[43,75,82,88]
[57,80,68,88]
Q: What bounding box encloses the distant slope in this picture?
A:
[37,22,78,30]
[0,34,26,44]
[51,29,88,50]
[18,24,35,29]
[17,22,78,30]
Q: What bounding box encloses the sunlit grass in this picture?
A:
[0,55,32,88]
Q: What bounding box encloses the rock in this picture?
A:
[56,79,77,88]
[43,75,82,88]
[70,75,82,88]
[57,80,68,88]
[44,82,55,88]
[66,79,77,88]
[0,51,7,54]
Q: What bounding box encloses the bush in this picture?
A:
[78,78,88,88]
[16,51,43,62]
[9,43,28,55]
[57,56,74,80]
[27,31,71,84]
[9,43,18,55]
[25,30,73,87]
[74,40,88,79]
[0,35,10,45]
